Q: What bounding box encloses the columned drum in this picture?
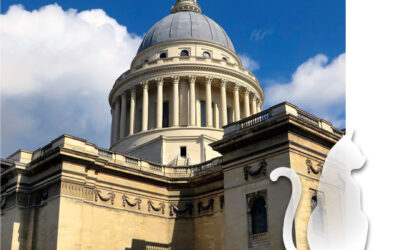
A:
[108,0,264,165]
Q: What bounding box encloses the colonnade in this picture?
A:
[110,76,262,144]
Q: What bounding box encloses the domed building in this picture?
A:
[1,1,343,250]
[109,0,263,165]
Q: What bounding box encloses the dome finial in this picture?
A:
[171,0,202,14]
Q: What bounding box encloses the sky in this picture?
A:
[0,0,345,157]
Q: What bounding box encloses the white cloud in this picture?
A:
[239,54,260,72]
[250,28,273,41]
[264,53,346,128]
[0,4,142,156]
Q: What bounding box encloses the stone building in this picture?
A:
[1,1,343,249]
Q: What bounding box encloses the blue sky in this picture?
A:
[1,0,345,156]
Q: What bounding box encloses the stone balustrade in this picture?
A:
[224,102,344,137]
[3,135,222,179]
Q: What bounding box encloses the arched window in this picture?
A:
[180,50,190,57]
[160,52,167,59]
[203,51,211,58]
[251,197,267,234]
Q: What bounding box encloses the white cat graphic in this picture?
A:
[270,131,368,250]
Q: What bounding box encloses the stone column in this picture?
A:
[119,93,127,139]
[251,95,257,115]
[233,83,240,121]
[205,76,213,127]
[257,99,262,112]
[189,75,196,127]
[220,79,227,127]
[244,89,250,117]
[114,97,121,141]
[110,107,115,145]
[156,78,163,129]
[172,76,180,127]
[142,81,149,132]
[129,87,136,135]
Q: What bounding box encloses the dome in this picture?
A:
[137,11,235,54]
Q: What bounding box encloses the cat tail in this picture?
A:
[270,167,303,250]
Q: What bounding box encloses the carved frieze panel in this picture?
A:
[122,195,142,210]
[148,200,165,214]
[61,182,95,201]
[95,189,115,205]
[169,202,193,217]
[197,198,214,215]
[244,160,267,181]
[306,159,323,175]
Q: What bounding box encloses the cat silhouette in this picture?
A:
[270,131,368,250]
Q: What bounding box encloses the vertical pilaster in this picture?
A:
[251,95,257,115]
[205,76,213,127]
[220,79,227,127]
[233,83,240,121]
[156,78,163,129]
[142,81,149,132]
[189,75,196,127]
[244,89,250,117]
[172,76,180,127]
[129,87,136,135]
[119,93,127,139]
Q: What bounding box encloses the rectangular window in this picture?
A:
[163,101,169,128]
[180,146,187,158]
[200,101,206,127]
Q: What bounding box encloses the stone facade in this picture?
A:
[1,102,342,250]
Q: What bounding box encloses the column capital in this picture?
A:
[131,86,136,93]
[233,83,240,91]
[205,76,213,84]
[252,94,258,101]
[156,77,164,86]
[172,75,180,83]
[221,79,228,87]
[244,89,250,95]
[189,75,196,84]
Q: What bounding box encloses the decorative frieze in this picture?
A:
[306,159,323,175]
[244,160,267,181]
[197,198,214,214]
[148,200,165,214]
[122,194,142,210]
[61,182,95,201]
[95,189,115,205]
[170,202,193,217]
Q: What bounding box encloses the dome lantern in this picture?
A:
[171,0,202,14]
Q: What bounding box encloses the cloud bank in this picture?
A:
[1,4,142,156]
[264,53,346,127]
